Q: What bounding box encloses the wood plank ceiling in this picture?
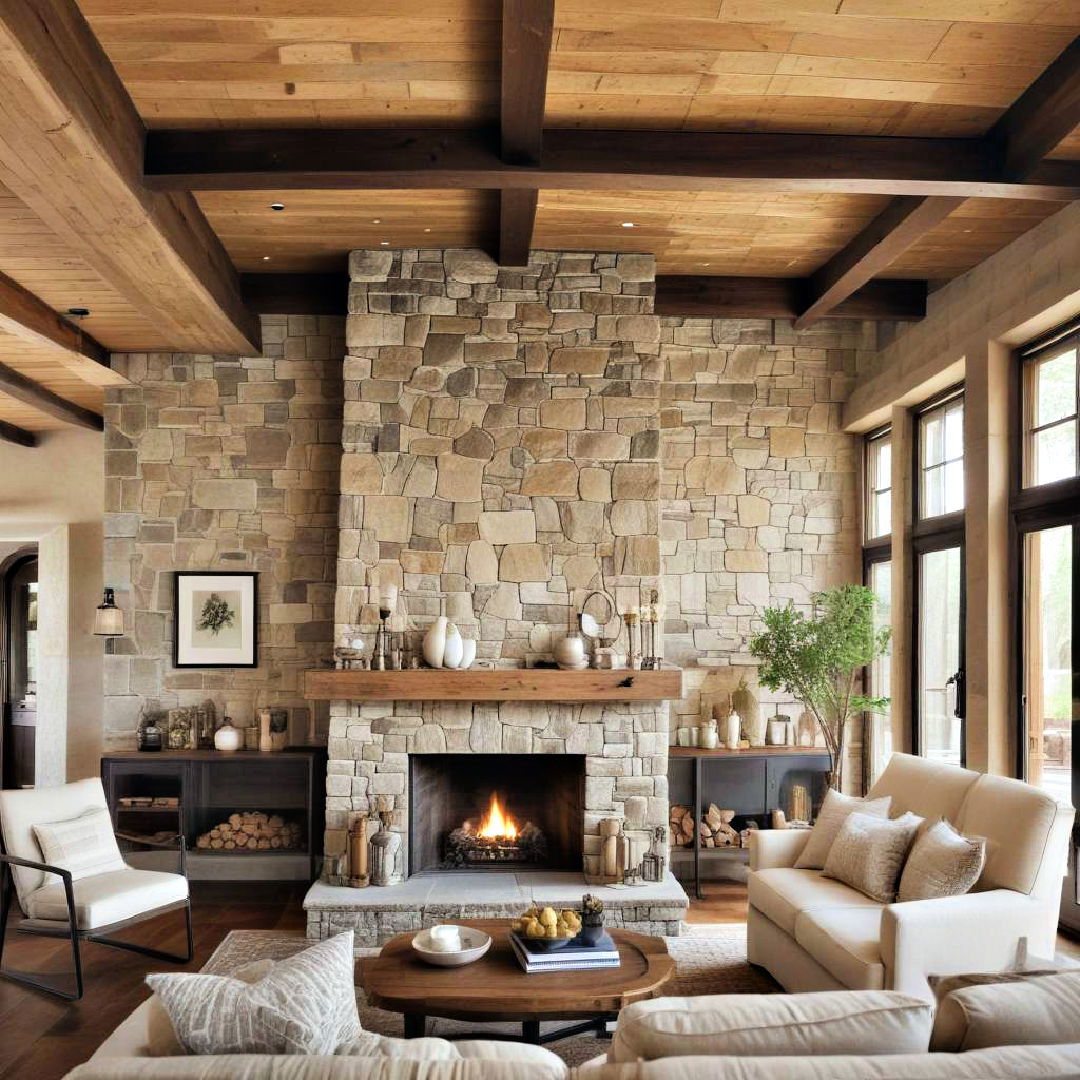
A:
[0,0,1076,440]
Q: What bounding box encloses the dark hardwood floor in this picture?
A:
[2,878,1075,1079]
[0,883,306,1080]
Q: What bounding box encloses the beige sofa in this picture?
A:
[747,754,1075,1000]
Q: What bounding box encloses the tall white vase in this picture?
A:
[724,711,741,750]
[442,623,463,669]
[422,616,448,668]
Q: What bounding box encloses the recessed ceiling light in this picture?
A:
[372,218,381,224]
[423,228,431,233]
[262,255,271,261]
[621,221,635,228]
[380,240,390,246]
[269,202,285,211]
[67,307,91,317]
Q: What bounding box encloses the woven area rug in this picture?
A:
[205,924,778,1067]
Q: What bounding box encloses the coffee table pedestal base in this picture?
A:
[403,1012,612,1045]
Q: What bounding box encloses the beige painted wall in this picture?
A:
[0,428,105,786]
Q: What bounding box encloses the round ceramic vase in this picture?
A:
[422,616,448,668]
[442,623,464,669]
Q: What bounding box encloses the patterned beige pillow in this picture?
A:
[897,819,985,903]
[822,811,923,903]
[33,807,125,882]
[793,789,892,870]
[147,931,360,1056]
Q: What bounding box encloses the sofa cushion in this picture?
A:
[748,868,881,936]
[147,932,360,1057]
[822,812,922,903]
[27,867,188,930]
[898,820,985,903]
[794,790,892,870]
[955,773,1066,897]
[931,971,1080,1052]
[868,753,979,824]
[590,1044,1080,1080]
[609,990,931,1062]
[794,907,885,990]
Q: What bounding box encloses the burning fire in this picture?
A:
[477,792,518,841]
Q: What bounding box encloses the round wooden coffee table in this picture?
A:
[360,919,675,1044]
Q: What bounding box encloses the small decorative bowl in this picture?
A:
[411,926,492,967]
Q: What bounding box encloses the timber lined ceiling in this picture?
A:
[0,1,1077,438]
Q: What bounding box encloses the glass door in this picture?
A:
[915,540,965,766]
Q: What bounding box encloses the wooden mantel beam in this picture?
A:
[0,0,259,355]
[497,0,554,266]
[143,128,1080,202]
[0,270,123,388]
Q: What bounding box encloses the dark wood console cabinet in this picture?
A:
[101,749,326,882]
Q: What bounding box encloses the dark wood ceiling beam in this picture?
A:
[142,128,1080,202]
[0,0,259,355]
[793,197,963,331]
[991,35,1080,179]
[0,270,121,387]
[0,361,103,431]
[496,0,554,266]
[0,420,37,449]
[655,276,927,322]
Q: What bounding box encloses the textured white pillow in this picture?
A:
[147,931,360,1056]
[822,811,923,903]
[33,807,125,882]
[897,819,985,902]
[793,789,892,870]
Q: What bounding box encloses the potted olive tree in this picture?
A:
[749,584,890,791]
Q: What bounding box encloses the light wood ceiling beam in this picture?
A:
[0,419,36,449]
[0,361,103,431]
[992,36,1080,180]
[0,0,259,355]
[143,128,1080,202]
[0,269,124,389]
[656,276,926,322]
[497,0,554,266]
[795,35,1080,329]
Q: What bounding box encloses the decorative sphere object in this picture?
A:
[411,926,491,967]
[213,718,241,752]
[554,633,587,670]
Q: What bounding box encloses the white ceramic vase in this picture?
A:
[724,711,741,750]
[554,633,588,670]
[422,616,448,668]
[442,623,463,669]
[459,638,476,670]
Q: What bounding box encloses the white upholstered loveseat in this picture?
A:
[747,753,1075,1000]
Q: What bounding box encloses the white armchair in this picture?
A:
[0,777,192,1000]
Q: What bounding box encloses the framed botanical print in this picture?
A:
[174,572,258,668]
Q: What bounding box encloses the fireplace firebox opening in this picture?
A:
[408,754,585,875]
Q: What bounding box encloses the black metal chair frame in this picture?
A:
[0,832,193,1000]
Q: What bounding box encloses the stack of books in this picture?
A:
[509,930,620,974]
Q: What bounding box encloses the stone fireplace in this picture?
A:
[304,247,688,945]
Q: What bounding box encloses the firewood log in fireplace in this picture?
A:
[443,820,548,867]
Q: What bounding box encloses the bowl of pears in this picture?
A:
[513,905,582,951]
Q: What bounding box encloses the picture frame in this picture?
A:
[173,571,258,668]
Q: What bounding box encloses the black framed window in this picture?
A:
[863,427,893,786]
[912,387,966,766]
[1021,324,1079,489]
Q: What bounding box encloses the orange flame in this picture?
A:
[478,792,518,840]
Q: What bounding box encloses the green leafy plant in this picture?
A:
[749,584,890,789]
[197,593,235,637]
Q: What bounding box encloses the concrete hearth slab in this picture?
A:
[305,871,689,947]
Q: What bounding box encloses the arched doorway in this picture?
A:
[1,549,38,789]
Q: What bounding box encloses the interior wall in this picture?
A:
[103,315,344,750]
[0,428,104,786]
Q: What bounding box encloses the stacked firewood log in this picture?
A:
[195,812,303,851]
[669,803,757,848]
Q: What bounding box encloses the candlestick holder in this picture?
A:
[373,607,391,670]
[623,611,641,670]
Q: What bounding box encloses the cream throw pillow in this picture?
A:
[33,807,126,882]
[793,789,892,870]
[822,811,923,903]
[897,819,985,902]
[147,931,360,1056]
